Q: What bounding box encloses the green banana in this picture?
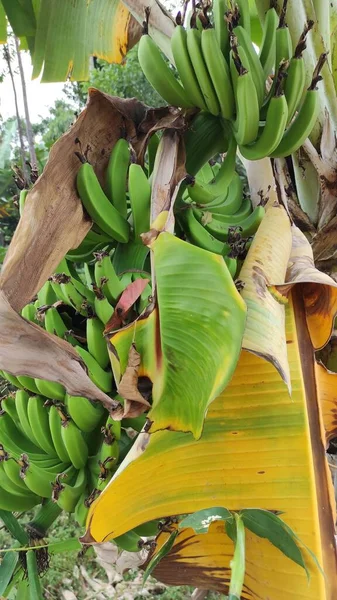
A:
[34,378,66,402]
[284,54,306,124]
[52,468,87,512]
[171,25,207,111]
[15,390,41,448]
[20,456,72,498]
[36,280,57,307]
[0,459,31,494]
[48,405,71,463]
[65,393,105,433]
[94,252,124,304]
[138,33,193,108]
[224,255,238,278]
[2,371,24,389]
[197,172,244,215]
[112,240,149,274]
[94,292,114,326]
[76,346,113,393]
[213,0,230,56]
[234,25,265,106]
[275,26,293,69]
[44,306,79,347]
[239,93,288,160]
[66,241,106,263]
[202,205,265,241]
[16,376,40,394]
[0,481,41,511]
[188,135,237,204]
[180,208,230,255]
[74,491,90,526]
[21,303,39,324]
[76,162,130,242]
[85,227,114,244]
[128,164,151,241]
[58,274,92,315]
[122,414,147,432]
[201,28,235,120]
[105,138,130,218]
[27,395,57,455]
[259,7,278,77]
[235,0,251,37]
[207,197,252,223]
[61,417,89,469]
[86,317,109,369]
[271,81,321,158]
[1,394,21,425]
[184,111,230,176]
[230,48,259,145]
[114,530,142,552]
[0,412,45,460]
[2,455,32,492]
[186,28,220,116]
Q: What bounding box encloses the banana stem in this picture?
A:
[27,500,63,537]
[228,514,246,599]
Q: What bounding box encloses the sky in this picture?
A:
[0,49,65,124]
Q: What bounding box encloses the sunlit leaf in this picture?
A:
[85,295,337,597]
[31,0,140,82]
[108,232,247,437]
[178,507,233,535]
[0,3,7,43]
[1,0,35,37]
[240,203,293,391]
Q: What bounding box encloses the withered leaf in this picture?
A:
[118,343,151,418]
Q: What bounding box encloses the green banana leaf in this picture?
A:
[0,2,7,42]
[108,231,246,438]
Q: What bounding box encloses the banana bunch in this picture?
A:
[138,0,325,160]
[178,143,264,277]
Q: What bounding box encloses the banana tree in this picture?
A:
[0,1,337,599]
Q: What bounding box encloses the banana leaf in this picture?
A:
[83,204,337,598]
[107,232,247,437]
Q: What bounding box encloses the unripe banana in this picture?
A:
[239,93,288,160]
[60,416,89,469]
[259,7,278,77]
[171,25,207,111]
[201,28,235,120]
[230,47,259,145]
[52,468,87,513]
[34,378,66,402]
[86,317,110,369]
[203,205,265,241]
[27,395,57,455]
[65,394,105,433]
[44,306,79,347]
[213,0,230,56]
[233,25,265,106]
[180,208,230,255]
[76,346,113,393]
[105,138,130,218]
[94,252,124,304]
[186,28,220,116]
[94,292,114,326]
[128,164,151,242]
[76,162,130,243]
[49,405,71,463]
[138,33,193,108]
[15,390,41,448]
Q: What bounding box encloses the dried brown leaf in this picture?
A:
[0,290,118,411]
[118,344,151,417]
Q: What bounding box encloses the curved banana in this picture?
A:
[20,456,72,498]
[213,0,230,56]
[86,317,109,369]
[21,303,38,324]
[114,530,143,553]
[275,25,293,68]
[76,346,113,393]
[94,292,114,326]
[2,371,23,389]
[74,491,90,527]
[234,25,265,106]
[1,394,21,426]
[138,33,193,108]
[65,394,105,433]
[61,417,89,469]
[27,395,56,455]
[16,375,40,394]
[58,274,92,315]
[186,28,220,116]
[128,164,151,241]
[52,468,87,513]
[171,25,207,111]
[239,93,288,160]
[1,458,30,494]
[105,138,130,218]
[201,28,235,120]
[188,135,237,205]
[197,172,244,215]
[206,197,252,223]
[94,252,124,304]
[271,82,320,158]
[44,306,79,347]
[0,479,41,511]
[235,0,251,37]
[37,280,57,307]
[76,162,130,243]
[0,411,44,460]
[49,405,71,463]
[34,378,66,402]
[179,209,230,255]
[224,256,238,278]
[230,48,259,145]
[203,205,265,241]
[259,7,278,77]
[15,390,41,448]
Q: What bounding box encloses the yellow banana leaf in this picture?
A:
[108,232,247,438]
[84,295,337,598]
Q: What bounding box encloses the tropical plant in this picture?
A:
[0,1,337,599]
